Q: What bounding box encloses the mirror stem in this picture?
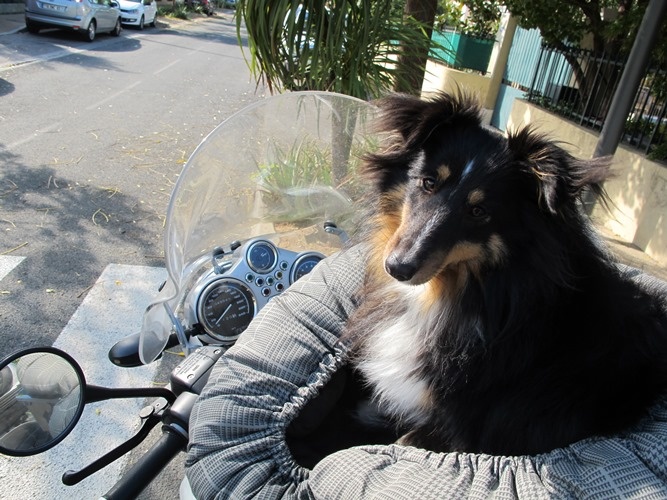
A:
[62,409,162,486]
[85,385,176,405]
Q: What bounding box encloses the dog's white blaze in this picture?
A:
[422,209,446,239]
[411,150,426,170]
[461,159,475,179]
[358,284,440,424]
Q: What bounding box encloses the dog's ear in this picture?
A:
[507,127,612,214]
[374,92,482,149]
[374,93,430,143]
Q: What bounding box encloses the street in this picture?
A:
[0,11,263,499]
[1,12,263,358]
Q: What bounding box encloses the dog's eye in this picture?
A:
[469,206,486,218]
[420,177,437,193]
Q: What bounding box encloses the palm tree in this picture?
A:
[236,0,438,99]
[235,1,439,185]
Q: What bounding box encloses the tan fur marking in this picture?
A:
[380,187,414,270]
[437,165,451,183]
[421,277,449,308]
[487,234,507,264]
[444,242,485,269]
[421,266,467,306]
[379,186,406,219]
[419,237,507,309]
[419,385,434,410]
[418,242,485,307]
[370,186,406,283]
[468,189,485,205]
[370,214,399,282]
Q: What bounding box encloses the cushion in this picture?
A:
[186,245,667,499]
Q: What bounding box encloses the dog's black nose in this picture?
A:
[385,254,416,282]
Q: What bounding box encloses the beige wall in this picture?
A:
[422,61,494,122]
[508,99,667,266]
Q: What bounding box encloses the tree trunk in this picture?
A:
[394,0,438,95]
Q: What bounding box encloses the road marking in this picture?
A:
[0,46,85,72]
[0,31,149,73]
[0,263,169,500]
[85,80,143,111]
[7,122,63,149]
[0,255,24,281]
[154,58,181,75]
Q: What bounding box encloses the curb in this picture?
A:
[2,25,24,35]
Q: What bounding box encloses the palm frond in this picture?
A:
[236,0,439,99]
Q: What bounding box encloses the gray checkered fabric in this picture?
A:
[186,245,667,499]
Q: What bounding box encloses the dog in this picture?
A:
[343,92,667,456]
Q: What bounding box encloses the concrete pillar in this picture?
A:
[483,15,519,118]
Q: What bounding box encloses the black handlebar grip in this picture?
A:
[102,426,187,500]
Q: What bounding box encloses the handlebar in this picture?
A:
[102,425,187,500]
[101,390,199,499]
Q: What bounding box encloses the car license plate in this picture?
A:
[42,3,65,10]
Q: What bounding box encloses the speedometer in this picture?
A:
[197,279,256,343]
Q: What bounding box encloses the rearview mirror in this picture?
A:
[0,347,85,457]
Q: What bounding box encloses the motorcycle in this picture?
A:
[0,91,378,499]
[185,0,214,16]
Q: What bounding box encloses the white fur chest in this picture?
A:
[356,285,438,425]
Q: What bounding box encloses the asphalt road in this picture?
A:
[1,11,263,359]
[0,11,264,499]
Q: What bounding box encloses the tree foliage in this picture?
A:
[435,0,503,38]
[236,0,439,99]
[502,0,661,56]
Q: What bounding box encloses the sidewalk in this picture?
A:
[599,226,667,282]
[0,12,24,36]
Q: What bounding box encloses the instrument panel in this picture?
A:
[190,238,324,345]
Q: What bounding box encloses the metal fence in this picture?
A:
[525,43,667,164]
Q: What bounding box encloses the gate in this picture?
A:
[491,26,545,130]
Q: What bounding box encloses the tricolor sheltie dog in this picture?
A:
[344,92,667,456]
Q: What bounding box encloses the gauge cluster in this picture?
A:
[188,238,324,346]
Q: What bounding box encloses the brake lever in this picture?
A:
[61,398,168,486]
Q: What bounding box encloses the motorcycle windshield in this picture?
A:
[139,91,378,364]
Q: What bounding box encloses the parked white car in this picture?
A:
[118,0,157,29]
